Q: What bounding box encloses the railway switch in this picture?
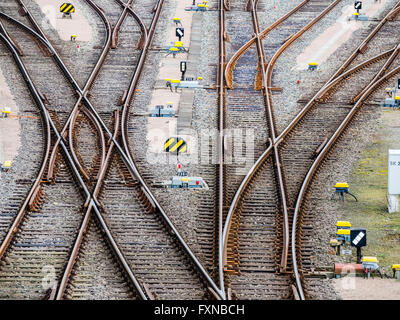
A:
[165,42,187,55]
[1,107,11,118]
[392,264,400,280]
[361,256,380,279]
[386,87,394,97]
[308,62,318,71]
[384,98,396,107]
[354,1,362,12]
[1,161,11,172]
[180,61,187,80]
[174,41,187,52]
[331,183,358,201]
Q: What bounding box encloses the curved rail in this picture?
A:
[69,106,106,180]
[0,0,149,298]
[217,0,227,295]
[0,19,51,259]
[222,45,395,269]
[224,0,310,89]
[118,0,226,300]
[292,49,400,300]
[222,0,399,297]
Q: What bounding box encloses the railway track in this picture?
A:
[0,0,224,300]
[221,0,400,300]
[0,0,398,301]
[220,0,341,299]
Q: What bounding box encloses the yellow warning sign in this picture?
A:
[164,137,187,154]
[60,3,75,14]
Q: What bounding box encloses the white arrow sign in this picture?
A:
[176,28,184,37]
[352,231,365,245]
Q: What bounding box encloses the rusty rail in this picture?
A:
[222,0,342,284]
[0,18,51,259]
[292,51,400,300]
[221,46,396,272]
[0,0,147,298]
[328,2,400,83]
[247,0,291,272]
[223,0,400,299]
[217,0,227,295]
[118,0,226,300]
[54,111,148,300]
[224,0,310,89]
[1,1,225,300]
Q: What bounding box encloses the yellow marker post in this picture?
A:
[173,17,182,26]
[1,161,11,172]
[392,264,400,281]
[168,47,179,57]
[336,221,351,228]
[1,107,11,118]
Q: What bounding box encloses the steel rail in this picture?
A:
[224,0,310,89]
[228,0,343,277]
[217,0,227,296]
[54,111,148,300]
[248,0,291,272]
[0,0,148,298]
[0,19,52,260]
[221,44,396,270]
[118,0,226,300]
[3,0,226,300]
[275,1,400,145]
[223,0,399,296]
[327,2,400,83]
[0,27,148,301]
[292,50,400,300]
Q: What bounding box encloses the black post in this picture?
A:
[356,247,362,264]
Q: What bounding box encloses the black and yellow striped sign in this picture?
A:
[164,137,187,153]
[60,3,75,14]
